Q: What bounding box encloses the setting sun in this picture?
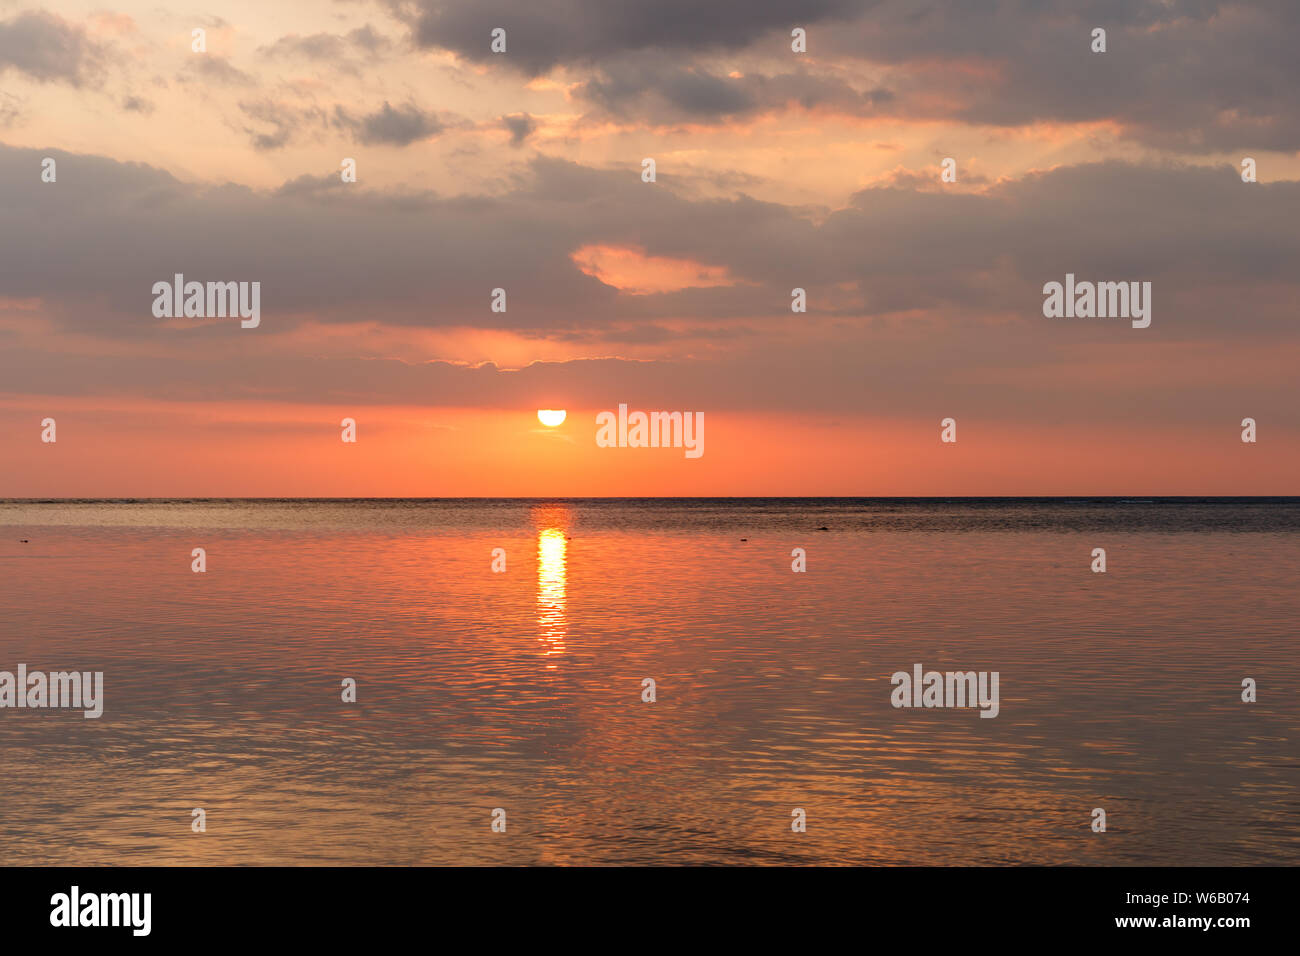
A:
[537,409,567,427]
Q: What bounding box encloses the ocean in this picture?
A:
[1,498,1297,865]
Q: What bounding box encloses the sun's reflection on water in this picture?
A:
[536,527,567,664]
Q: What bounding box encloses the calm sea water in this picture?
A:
[1,498,1297,866]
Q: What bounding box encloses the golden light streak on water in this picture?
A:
[536,527,567,664]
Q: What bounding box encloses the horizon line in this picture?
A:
[4,496,1300,503]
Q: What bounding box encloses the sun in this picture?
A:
[537,409,567,427]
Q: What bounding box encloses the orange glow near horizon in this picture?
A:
[3,398,1300,497]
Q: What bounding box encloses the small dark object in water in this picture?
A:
[740,538,748,542]
[20,539,29,543]
[816,526,829,531]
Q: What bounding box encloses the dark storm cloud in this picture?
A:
[0,10,105,86]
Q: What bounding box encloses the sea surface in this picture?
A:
[1,498,1297,865]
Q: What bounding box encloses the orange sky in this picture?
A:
[1,1,1298,495]
[3,399,1296,497]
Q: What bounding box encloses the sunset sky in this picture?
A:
[2,0,1298,496]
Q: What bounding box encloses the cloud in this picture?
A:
[335,100,447,145]
[0,10,105,86]
[816,0,1300,151]
[273,172,351,198]
[2,142,1299,434]
[0,91,21,126]
[392,1,1300,149]
[239,99,328,151]
[121,95,154,114]
[392,0,859,74]
[2,143,1297,352]
[574,53,894,122]
[259,25,395,64]
[502,112,537,146]
[178,55,256,88]
[239,98,454,151]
